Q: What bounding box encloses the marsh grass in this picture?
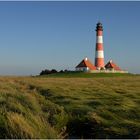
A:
[0,75,140,138]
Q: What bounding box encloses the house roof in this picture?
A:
[76,58,96,70]
[105,60,121,71]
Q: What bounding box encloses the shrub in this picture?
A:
[40,69,58,75]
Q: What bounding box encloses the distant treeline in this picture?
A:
[40,69,70,75]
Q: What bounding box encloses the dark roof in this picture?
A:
[76,58,96,70]
[105,60,121,71]
[96,22,103,31]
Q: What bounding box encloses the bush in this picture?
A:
[40,69,57,75]
[40,69,51,75]
[51,69,58,74]
[59,70,64,73]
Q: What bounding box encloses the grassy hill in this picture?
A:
[39,71,133,78]
[0,74,140,138]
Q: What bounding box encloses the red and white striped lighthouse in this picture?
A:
[95,22,105,69]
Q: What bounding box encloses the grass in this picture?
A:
[38,71,134,78]
[0,74,140,138]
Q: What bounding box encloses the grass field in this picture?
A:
[39,71,133,78]
[0,73,140,138]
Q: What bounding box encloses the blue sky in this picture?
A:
[0,1,140,75]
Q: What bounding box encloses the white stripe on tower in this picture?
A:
[95,22,105,69]
[96,50,104,58]
[96,36,103,43]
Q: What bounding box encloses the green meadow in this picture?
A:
[0,73,140,138]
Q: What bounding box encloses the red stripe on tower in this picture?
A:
[95,22,105,69]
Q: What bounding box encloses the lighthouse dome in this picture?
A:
[97,22,102,26]
[96,22,103,31]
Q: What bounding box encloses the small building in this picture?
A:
[75,57,96,72]
[105,60,121,71]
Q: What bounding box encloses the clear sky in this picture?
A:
[0,1,140,75]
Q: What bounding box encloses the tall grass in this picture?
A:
[0,77,67,138]
[0,75,140,138]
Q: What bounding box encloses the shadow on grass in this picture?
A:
[66,116,140,139]
[66,117,104,139]
[86,100,102,107]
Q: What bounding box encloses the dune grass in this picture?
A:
[0,75,140,138]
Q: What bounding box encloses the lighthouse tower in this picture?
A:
[95,22,105,69]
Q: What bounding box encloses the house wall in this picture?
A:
[90,69,128,73]
[76,67,89,72]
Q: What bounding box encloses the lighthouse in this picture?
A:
[75,22,127,73]
[95,22,105,69]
